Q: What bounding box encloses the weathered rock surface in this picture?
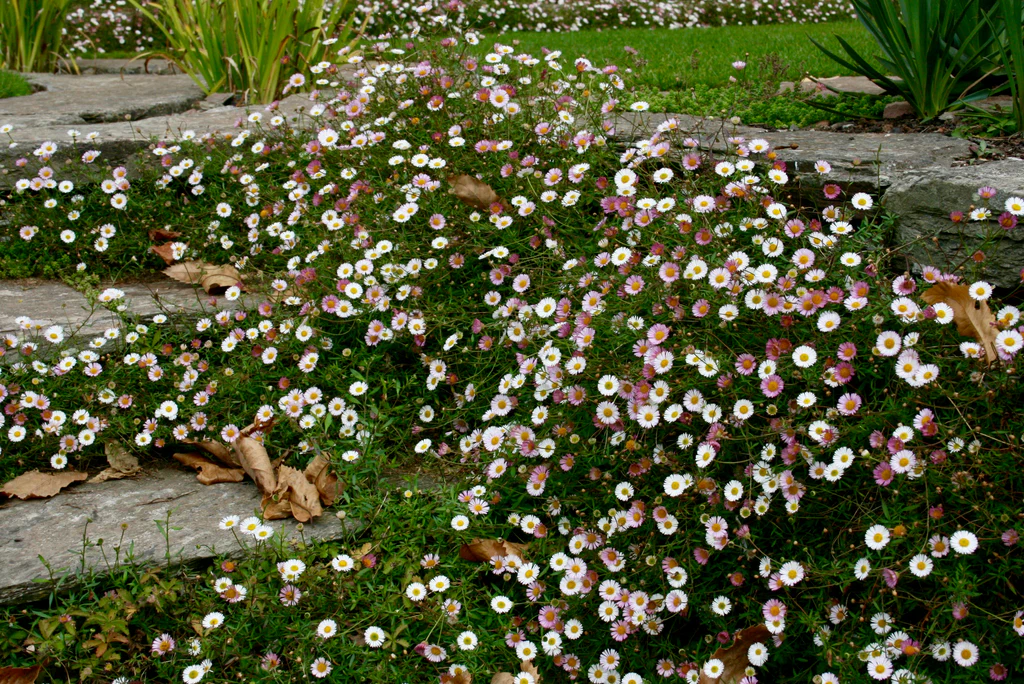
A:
[883,160,1024,288]
[0,463,444,604]
[0,468,361,603]
[0,82,320,187]
[611,112,974,192]
[61,58,182,76]
[777,75,887,97]
[0,280,254,340]
[2,74,203,128]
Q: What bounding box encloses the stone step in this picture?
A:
[0,466,443,605]
[0,90,317,189]
[2,74,204,128]
[59,57,182,76]
[610,111,974,192]
[0,280,254,341]
[883,159,1024,289]
[777,75,888,97]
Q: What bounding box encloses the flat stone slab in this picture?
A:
[0,280,255,340]
[1,74,203,128]
[611,112,974,191]
[0,468,366,604]
[778,75,887,97]
[0,92,315,186]
[61,58,182,76]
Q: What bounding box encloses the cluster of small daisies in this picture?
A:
[2,26,1022,684]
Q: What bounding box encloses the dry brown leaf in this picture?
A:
[260,494,293,521]
[304,453,340,506]
[163,260,242,294]
[233,436,277,493]
[200,269,241,293]
[173,452,246,485]
[697,624,771,684]
[442,671,472,684]
[90,442,142,483]
[1,470,88,500]
[490,660,539,684]
[89,468,134,484]
[106,441,140,472]
[921,281,999,363]
[150,243,177,265]
[0,665,42,684]
[148,227,182,241]
[449,174,501,211]
[281,466,322,521]
[261,465,322,522]
[183,438,241,467]
[460,538,528,563]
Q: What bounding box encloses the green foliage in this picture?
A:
[3,26,1024,684]
[0,0,74,72]
[128,0,362,103]
[636,81,898,127]
[493,22,876,91]
[981,0,1024,132]
[811,0,1003,120]
[0,70,33,98]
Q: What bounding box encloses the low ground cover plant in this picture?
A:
[2,17,1024,684]
[0,71,34,99]
[355,0,856,37]
[65,0,164,56]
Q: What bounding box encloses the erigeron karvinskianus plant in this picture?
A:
[2,23,1024,684]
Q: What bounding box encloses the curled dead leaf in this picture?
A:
[697,624,771,684]
[233,436,277,494]
[173,452,246,485]
[183,438,240,467]
[460,538,528,563]
[1,470,88,500]
[150,243,178,265]
[90,443,142,483]
[491,660,539,684]
[261,465,322,522]
[442,671,472,684]
[304,453,340,506]
[0,664,43,684]
[163,260,242,294]
[449,174,502,211]
[148,227,182,241]
[921,281,999,363]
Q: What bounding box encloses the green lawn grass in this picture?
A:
[494,21,877,90]
[0,70,33,98]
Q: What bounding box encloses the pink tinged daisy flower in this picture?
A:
[760,375,784,398]
[151,633,176,656]
[837,393,862,415]
[873,462,894,486]
[279,584,301,606]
